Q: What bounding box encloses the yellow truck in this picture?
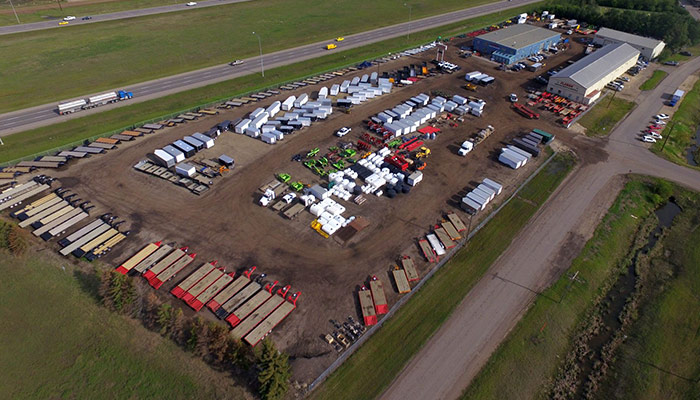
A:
[326,44,337,50]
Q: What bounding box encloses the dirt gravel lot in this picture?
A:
[39,33,598,382]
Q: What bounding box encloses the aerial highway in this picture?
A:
[0,0,540,136]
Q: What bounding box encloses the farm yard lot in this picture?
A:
[38,44,590,382]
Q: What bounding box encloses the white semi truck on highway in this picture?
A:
[57,89,133,115]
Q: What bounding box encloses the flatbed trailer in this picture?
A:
[16,161,62,169]
[95,137,119,145]
[283,203,305,219]
[110,134,133,141]
[418,238,437,262]
[58,219,103,247]
[225,284,274,327]
[171,262,215,298]
[207,274,251,312]
[72,228,118,257]
[230,288,287,340]
[0,181,36,200]
[370,277,388,314]
[441,221,462,241]
[358,288,377,326]
[33,207,82,236]
[11,192,57,218]
[447,212,467,232]
[87,232,126,260]
[16,195,62,220]
[133,243,173,274]
[73,146,104,154]
[89,142,115,150]
[18,201,69,228]
[31,204,74,228]
[58,150,88,158]
[115,242,161,274]
[218,281,261,317]
[59,223,110,256]
[0,184,49,211]
[38,156,67,163]
[120,130,143,137]
[149,253,196,289]
[434,227,455,249]
[182,266,223,305]
[142,247,187,280]
[43,211,88,241]
[244,294,298,346]
[393,269,411,294]
[191,272,234,311]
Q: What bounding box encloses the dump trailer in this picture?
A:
[32,207,83,237]
[230,288,287,340]
[369,277,388,314]
[418,238,437,262]
[72,228,119,258]
[191,271,234,312]
[11,192,57,218]
[244,293,299,346]
[401,256,419,281]
[182,266,223,306]
[133,243,173,274]
[43,211,88,241]
[115,242,162,274]
[393,269,411,294]
[142,247,188,281]
[149,252,196,289]
[225,284,274,327]
[207,273,251,312]
[0,184,50,212]
[442,221,462,241]
[18,200,69,228]
[434,227,455,249]
[171,262,216,298]
[358,288,377,326]
[58,219,103,247]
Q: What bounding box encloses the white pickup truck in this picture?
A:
[458,140,474,156]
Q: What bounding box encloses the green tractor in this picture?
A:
[289,181,304,191]
[277,173,291,183]
[340,148,356,158]
[306,147,320,158]
[317,156,329,167]
[304,160,317,170]
[332,161,345,170]
[387,139,402,148]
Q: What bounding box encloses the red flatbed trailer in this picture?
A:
[133,244,173,274]
[181,265,222,304]
[142,247,187,281]
[358,288,377,326]
[218,281,261,318]
[447,213,467,232]
[207,268,255,312]
[225,282,276,327]
[189,271,234,311]
[115,241,161,274]
[230,286,290,340]
[512,103,539,119]
[243,292,300,346]
[418,239,437,262]
[370,276,388,314]
[401,256,419,281]
[384,155,409,171]
[170,262,216,298]
[404,139,424,152]
[435,227,455,249]
[149,253,196,289]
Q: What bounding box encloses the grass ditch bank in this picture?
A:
[652,78,700,169]
[639,69,668,91]
[579,96,635,137]
[310,151,576,400]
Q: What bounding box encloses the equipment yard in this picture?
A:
[2,32,596,382]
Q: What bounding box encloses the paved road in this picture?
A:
[0,0,540,136]
[0,0,252,36]
[380,56,700,399]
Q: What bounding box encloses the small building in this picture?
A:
[547,43,640,105]
[473,24,561,65]
[593,27,665,60]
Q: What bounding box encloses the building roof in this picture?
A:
[552,43,640,89]
[595,27,664,49]
[476,24,560,50]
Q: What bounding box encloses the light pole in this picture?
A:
[8,0,20,24]
[404,3,412,41]
[252,31,264,78]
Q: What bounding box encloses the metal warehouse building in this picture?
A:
[473,24,561,64]
[593,27,665,60]
[548,43,640,105]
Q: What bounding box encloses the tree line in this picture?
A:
[99,270,291,400]
[545,0,700,50]
[0,220,28,256]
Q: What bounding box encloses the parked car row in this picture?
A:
[640,115,669,143]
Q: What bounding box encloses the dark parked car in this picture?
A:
[681,51,692,56]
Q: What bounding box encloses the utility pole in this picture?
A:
[8,0,21,24]
[660,121,676,151]
[56,0,63,12]
[252,31,264,78]
[403,3,412,41]
[607,88,617,108]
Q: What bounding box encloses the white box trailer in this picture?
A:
[472,187,494,202]
[250,107,266,120]
[360,74,369,83]
[261,132,277,144]
[318,87,328,99]
[245,127,260,138]
[251,113,269,129]
[192,132,214,148]
[163,145,185,163]
[370,71,378,83]
[507,145,533,160]
[154,149,175,167]
[426,234,446,256]
[235,119,251,134]
[466,192,488,209]
[452,95,468,105]
[266,101,281,117]
[175,163,196,177]
[482,178,503,195]
[340,80,350,92]
[330,84,340,96]
[461,196,482,213]
[281,96,296,111]
[351,77,360,86]
[476,184,496,200]
[444,101,458,112]
[503,148,527,165]
[293,93,309,108]
[499,149,525,169]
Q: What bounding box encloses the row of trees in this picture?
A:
[99,270,291,400]
[595,0,684,13]
[0,220,28,256]
[545,1,700,50]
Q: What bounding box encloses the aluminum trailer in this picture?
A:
[43,211,88,241]
[401,256,419,281]
[142,247,188,280]
[133,243,173,274]
[88,142,115,150]
[426,233,446,256]
[207,273,251,312]
[441,221,462,241]
[149,252,196,289]
[191,271,234,311]
[58,151,88,158]
[225,286,272,327]
[58,219,103,247]
[0,184,49,211]
[171,262,216,298]
[58,99,87,114]
[30,204,74,229]
[418,238,437,262]
[370,278,388,314]
[217,281,261,319]
[33,208,83,236]
[182,266,222,305]
[115,242,161,274]
[244,295,298,346]
[72,228,119,257]
[358,288,377,325]
[18,201,69,228]
[393,269,411,294]
[59,223,110,256]
[434,227,455,249]
[230,288,287,340]
[1,181,38,202]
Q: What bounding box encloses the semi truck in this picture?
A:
[57,90,133,115]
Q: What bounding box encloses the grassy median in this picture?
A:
[652,79,700,168]
[639,69,668,91]
[311,152,576,400]
[579,96,635,137]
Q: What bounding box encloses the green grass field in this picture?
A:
[578,96,635,137]
[652,79,700,168]
[462,179,662,400]
[0,252,247,399]
[0,3,540,165]
[657,43,700,63]
[311,152,576,400]
[0,0,516,113]
[639,69,668,91]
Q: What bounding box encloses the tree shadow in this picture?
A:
[73,268,101,304]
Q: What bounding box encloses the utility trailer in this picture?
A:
[392,269,411,294]
[58,151,88,158]
[88,142,115,150]
[115,242,162,274]
[191,271,235,311]
[171,262,216,298]
[182,265,223,306]
[73,146,105,154]
[369,277,388,314]
[283,203,305,219]
[442,221,462,241]
[43,211,88,241]
[358,287,377,325]
[30,204,74,229]
[418,238,437,262]
[225,283,275,327]
[244,293,299,346]
[149,252,196,289]
[230,286,288,340]
[401,256,419,281]
[133,243,173,274]
[58,219,103,247]
[207,270,253,312]
[59,223,111,256]
[72,228,119,258]
[142,247,188,281]
[217,280,261,319]
[16,161,62,169]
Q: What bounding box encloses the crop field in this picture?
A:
[0,0,510,113]
[0,251,247,399]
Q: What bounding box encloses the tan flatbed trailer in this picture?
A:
[115,242,160,274]
[219,281,261,314]
[447,213,467,232]
[142,247,187,280]
[110,134,133,141]
[89,232,126,258]
[284,203,305,219]
[393,269,411,294]
[0,172,15,179]
[33,207,83,236]
[19,201,69,228]
[370,278,388,314]
[244,298,296,346]
[0,184,50,211]
[149,252,196,289]
[358,289,377,325]
[72,228,118,257]
[133,244,173,274]
[442,221,462,240]
[45,211,88,241]
[1,167,32,174]
[39,156,68,163]
[192,272,234,311]
[89,142,115,150]
[226,288,271,327]
[199,108,218,115]
[58,219,103,246]
[208,274,250,312]
[59,223,111,256]
[401,256,419,281]
[19,196,62,219]
[58,150,88,158]
[121,130,143,137]
[11,192,57,217]
[418,239,436,262]
[95,137,119,145]
[171,262,215,298]
[33,204,74,228]
[1,181,37,200]
[182,267,222,305]
[16,161,62,169]
[434,227,455,249]
[230,293,285,340]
